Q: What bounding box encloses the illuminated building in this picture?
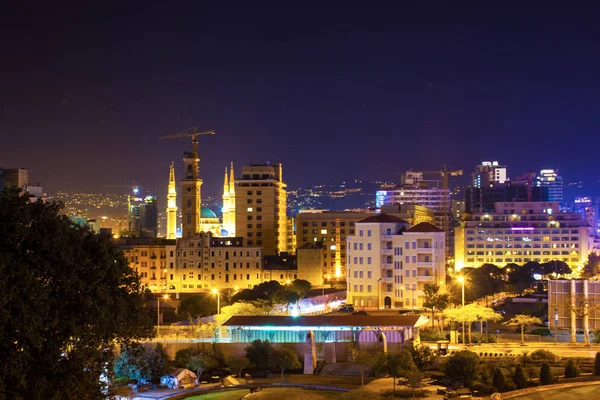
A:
[549,280,600,343]
[127,191,158,238]
[379,204,435,226]
[572,197,598,236]
[537,169,564,204]
[465,184,548,213]
[347,214,445,309]
[296,210,368,283]
[297,242,325,287]
[199,206,221,236]
[166,162,178,239]
[117,237,176,291]
[454,202,591,271]
[235,162,287,256]
[221,162,236,236]
[472,161,507,188]
[286,216,296,254]
[263,253,297,284]
[172,232,263,293]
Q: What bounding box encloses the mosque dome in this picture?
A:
[200,206,218,219]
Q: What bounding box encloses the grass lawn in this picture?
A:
[184,388,343,400]
[510,383,600,399]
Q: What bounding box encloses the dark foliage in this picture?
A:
[245,340,273,371]
[492,368,507,392]
[595,352,600,376]
[444,350,480,387]
[513,365,528,389]
[564,359,580,378]
[539,362,553,385]
[0,188,153,399]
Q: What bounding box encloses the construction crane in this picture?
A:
[412,165,463,236]
[160,127,215,156]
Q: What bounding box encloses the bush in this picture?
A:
[595,352,600,376]
[419,329,447,342]
[444,350,480,387]
[471,333,497,344]
[407,342,438,370]
[471,382,497,395]
[531,349,557,363]
[540,362,553,385]
[564,359,580,378]
[492,368,508,392]
[529,328,551,337]
[513,365,528,389]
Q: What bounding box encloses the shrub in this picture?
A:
[595,352,600,376]
[513,365,528,389]
[531,349,557,363]
[492,368,508,392]
[540,362,553,385]
[407,342,438,370]
[564,359,580,378]
[529,328,551,337]
[444,350,480,387]
[471,382,497,395]
[419,329,447,342]
[471,333,498,344]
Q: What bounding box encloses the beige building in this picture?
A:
[263,254,298,284]
[297,242,325,287]
[117,238,177,292]
[455,202,591,271]
[173,233,264,293]
[286,216,297,254]
[380,204,435,226]
[346,214,446,310]
[296,210,369,284]
[235,162,287,256]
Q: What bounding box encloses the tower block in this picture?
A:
[166,162,178,239]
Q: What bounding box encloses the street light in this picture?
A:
[212,288,220,315]
[157,294,169,331]
[457,276,466,345]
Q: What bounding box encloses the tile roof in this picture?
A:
[405,222,442,233]
[357,213,408,224]
[222,314,425,328]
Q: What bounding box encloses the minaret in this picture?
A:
[222,161,236,236]
[166,162,177,239]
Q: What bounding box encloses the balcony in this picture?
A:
[381,262,393,269]
[381,248,393,255]
[417,261,433,266]
[381,276,393,283]
[417,275,434,281]
[417,246,433,252]
[382,234,393,240]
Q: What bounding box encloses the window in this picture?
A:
[405,256,409,263]
[367,257,371,265]
[354,284,358,292]
[367,271,372,279]
[359,271,364,278]
[353,257,358,264]
[359,243,363,250]
[354,270,358,278]
[367,243,372,251]
[359,230,363,237]
[359,285,364,292]
[353,243,357,250]
[367,230,371,237]
[359,257,363,264]
[247,207,253,212]
[405,241,409,249]
[368,285,372,293]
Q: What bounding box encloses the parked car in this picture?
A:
[338,304,355,312]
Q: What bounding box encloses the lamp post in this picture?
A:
[212,288,220,315]
[157,294,169,333]
[457,276,465,345]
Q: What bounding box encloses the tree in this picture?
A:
[541,260,571,277]
[594,352,600,376]
[289,279,312,300]
[0,188,154,399]
[373,351,416,395]
[354,350,378,387]
[492,368,507,392]
[215,300,273,325]
[564,359,580,378]
[114,343,167,386]
[176,295,215,326]
[186,353,219,386]
[504,315,543,345]
[507,263,537,294]
[444,350,480,387]
[513,364,528,389]
[226,357,254,379]
[406,342,437,371]
[245,340,273,371]
[422,284,450,329]
[582,253,600,279]
[567,293,600,345]
[539,362,553,385]
[270,348,301,381]
[444,304,502,345]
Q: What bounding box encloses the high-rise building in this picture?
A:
[346,214,446,310]
[173,233,263,293]
[465,184,549,213]
[0,167,29,192]
[127,194,158,238]
[572,197,598,236]
[472,161,507,188]
[537,169,564,203]
[222,162,236,236]
[166,163,178,239]
[455,202,591,271]
[181,150,202,238]
[235,162,287,256]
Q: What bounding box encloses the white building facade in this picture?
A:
[346,214,446,310]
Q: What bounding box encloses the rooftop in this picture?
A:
[222,314,428,328]
[357,213,408,224]
[406,222,442,233]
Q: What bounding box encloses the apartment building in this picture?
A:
[117,238,176,291]
[455,202,591,270]
[173,233,263,293]
[346,214,446,310]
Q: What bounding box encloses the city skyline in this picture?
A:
[2,3,600,194]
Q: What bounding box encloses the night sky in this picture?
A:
[1,3,599,197]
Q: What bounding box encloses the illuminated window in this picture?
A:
[321,229,327,234]
[247,207,253,212]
